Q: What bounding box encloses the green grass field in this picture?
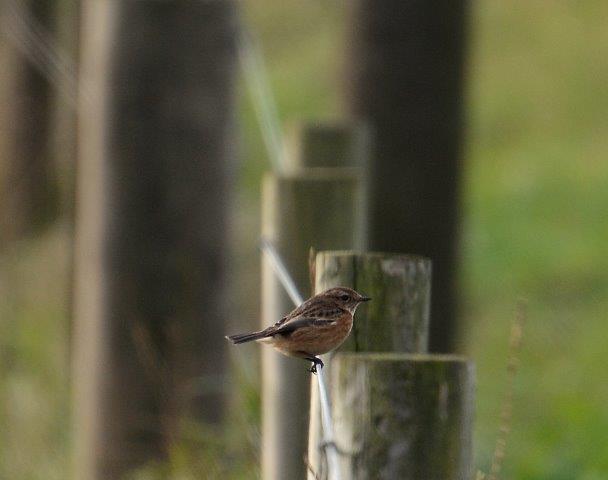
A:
[1,1,608,478]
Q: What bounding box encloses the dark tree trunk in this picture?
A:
[72,1,238,478]
[346,0,469,352]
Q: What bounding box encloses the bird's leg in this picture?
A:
[307,356,324,374]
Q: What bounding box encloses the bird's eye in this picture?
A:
[340,294,350,301]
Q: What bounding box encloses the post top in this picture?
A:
[317,250,431,264]
[284,119,371,170]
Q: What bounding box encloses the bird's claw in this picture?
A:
[309,358,324,374]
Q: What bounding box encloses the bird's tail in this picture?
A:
[226,330,270,344]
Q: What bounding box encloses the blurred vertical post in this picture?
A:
[0,0,59,246]
[346,0,468,352]
[72,1,237,478]
[261,122,368,479]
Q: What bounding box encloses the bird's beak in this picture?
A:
[360,296,372,302]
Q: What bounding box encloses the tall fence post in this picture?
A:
[261,122,368,480]
[72,1,237,478]
[308,252,474,479]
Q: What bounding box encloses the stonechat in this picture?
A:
[226,287,371,373]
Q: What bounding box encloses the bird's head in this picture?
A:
[321,286,371,313]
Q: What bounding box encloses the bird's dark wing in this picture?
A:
[267,296,343,332]
[267,295,317,329]
[274,316,336,335]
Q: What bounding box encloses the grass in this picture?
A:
[0,225,70,480]
[2,0,608,478]
[463,2,608,477]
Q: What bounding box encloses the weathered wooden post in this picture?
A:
[308,252,431,477]
[261,123,368,480]
[308,252,474,479]
[332,353,474,479]
[315,252,431,352]
[72,1,237,478]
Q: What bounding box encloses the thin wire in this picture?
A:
[238,23,285,173]
[6,0,75,83]
[0,0,88,211]
[259,237,304,306]
[1,6,55,82]
[1,0,85,108]
[317,368,342,480]
[259,237,342,480]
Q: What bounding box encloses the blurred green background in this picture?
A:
[1,0,608,479]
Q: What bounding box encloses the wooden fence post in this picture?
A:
[346,0,468,353]
[72,1,237,478]
[308,252,431,477]
[285,120,370,171]
[261,123,368,480]
[332,353,474,480]
[315,252,431,352]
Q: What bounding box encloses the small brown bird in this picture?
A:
[226,287,371,373]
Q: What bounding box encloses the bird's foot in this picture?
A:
[308,357,324,374]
